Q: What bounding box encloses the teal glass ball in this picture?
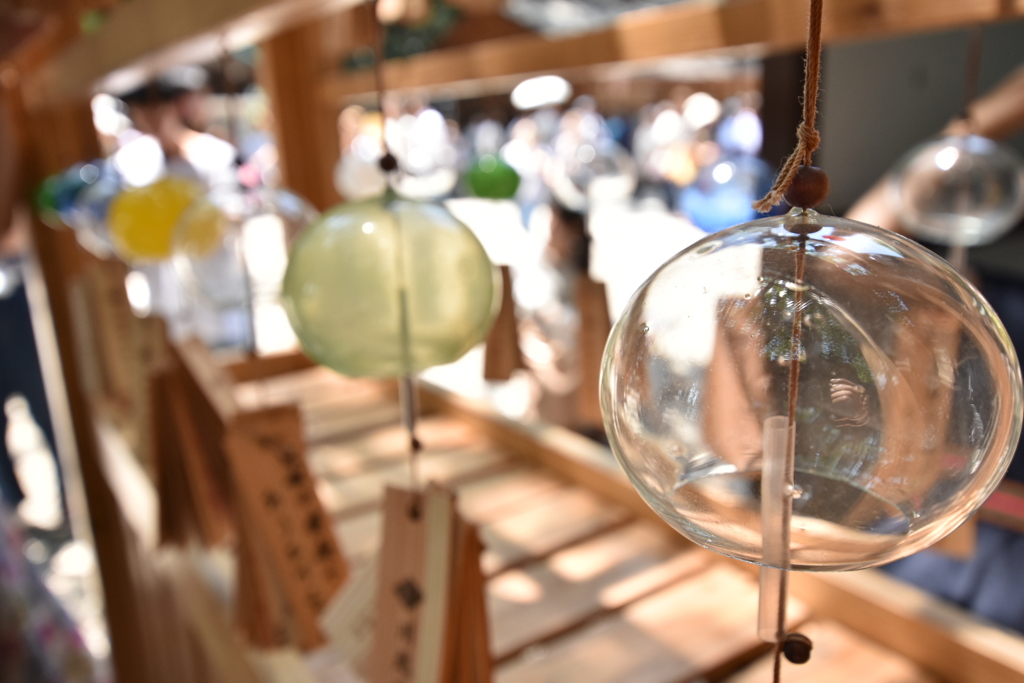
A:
[282,196,500,378]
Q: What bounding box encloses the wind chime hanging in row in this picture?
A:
[888,25,1024,273]
[282,4,500,482]
[600,1,1023,680]
[39,57,320,355]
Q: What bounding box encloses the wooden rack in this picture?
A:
[156,342,1024,681]
[25,0,1024,108]
[318,0,1024,104]
[13,1,1024,680]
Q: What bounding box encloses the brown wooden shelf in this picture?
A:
[24,0,1024,108]
[319,0,1024,104]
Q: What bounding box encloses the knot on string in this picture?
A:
[754,0,825,214]
[796,122,820,153]
[752,123,822,213]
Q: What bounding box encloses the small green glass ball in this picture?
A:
[467,154,520,200]
[282,196,500,378]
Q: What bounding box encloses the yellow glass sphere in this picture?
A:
[108,177,203,261]
[176,198,229,258]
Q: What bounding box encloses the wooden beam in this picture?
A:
[19,91,168,683]
[21,0,367,108]
[259,20,344,210]
[320,0,1024,103]
[790,569,1024,683]
[415,381,696,527]
[416,378,1024,683]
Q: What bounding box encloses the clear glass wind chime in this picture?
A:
[888,25,1024,272]
[600,1,1023,679]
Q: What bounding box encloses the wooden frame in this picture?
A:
[317,0,1024,103]
[415,380,1024,683]
[23,0,1024,109]
[15,1,1024,680]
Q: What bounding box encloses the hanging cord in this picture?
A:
[370,2,399,170]
[961,25,984,129]
[219,47,241,151]
[216,45,261,356]
[945,25,985,273]
[373,6,387,122]
[756,5,825,676]
[754,0,824,213]
[367,1,417,499]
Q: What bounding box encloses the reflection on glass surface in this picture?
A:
[602,209,1023,570]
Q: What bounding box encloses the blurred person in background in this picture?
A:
[115,66,236,190]
[0,504,94,683]
[113,68,240,342]
[517,203,590,428]
[501,114,551,227]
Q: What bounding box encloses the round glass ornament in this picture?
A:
[467,154,520,199]
[546,137,637,211]
[174,187,317,309]
[335,151,389,201]
[282,196,500,378]
[34,173,61,227]
[384,108,460,200]
[54,162,101,221]
[677,154,772,233]
[108,176,204,262]
[889,134,1024,247]
[68,164,122,258]
[601,208,1022,571]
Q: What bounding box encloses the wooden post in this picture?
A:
[259,20,342,211]
[18,90,163,683]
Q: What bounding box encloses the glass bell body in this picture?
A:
[54,162,99,221]
[175,187,316,305]
[173,196,238,308]
[467,154,521,200]
[174,187,318,351]
[384,107,459,200]
[69,165,122,258]
[282,195,500,378]
[889,134,1024,247]
[547,137,637,210]
[677,154,773,233]
[108,176,204,262]
[601,209,1022,571]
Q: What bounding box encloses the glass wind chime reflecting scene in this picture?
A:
[600,1,1023,677]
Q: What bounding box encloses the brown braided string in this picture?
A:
[754,0,824,213]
